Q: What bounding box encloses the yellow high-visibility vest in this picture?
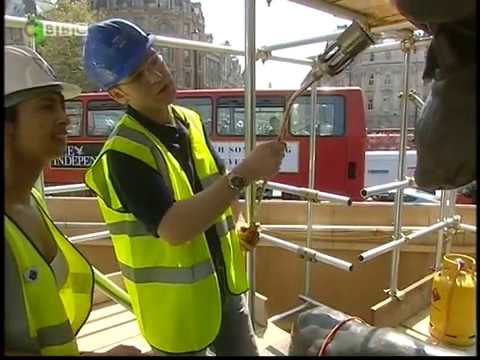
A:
[85,105,248,354]
[4,188,94,355]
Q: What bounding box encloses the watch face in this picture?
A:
[231,175,246,189]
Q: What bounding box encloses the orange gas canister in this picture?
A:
[429,253,476,346]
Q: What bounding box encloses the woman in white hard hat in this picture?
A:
[4,45,141,356]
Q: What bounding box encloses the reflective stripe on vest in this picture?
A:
[108,220,150,237]
[119,259,215,284]
[108,215,235,239]
[37,321,75,348]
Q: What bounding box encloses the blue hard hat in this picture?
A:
[83,18,154,89]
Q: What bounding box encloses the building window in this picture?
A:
[95,0,107,8]
[384,73,392,86]
[369,52,375,61]
[382,97,390,112]
[368,74,375,86]
[183,23,190,36]
[184,71,192,87]
[144,0,156,8]
[385,50,391,60]
[368,98,374,111]
[158,0,168,8]
[159,22,175,35]
[184,50,192,66]
[176,71,182,85]
[206,57,221,88]
[116,0,129,8]
[160,48,174,65]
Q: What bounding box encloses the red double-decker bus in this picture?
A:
[45,87,367,200]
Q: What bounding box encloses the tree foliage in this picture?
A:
[37,0,104,91]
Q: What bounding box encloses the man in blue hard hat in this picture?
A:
[82,18,285,355]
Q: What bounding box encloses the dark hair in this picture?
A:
[5,105,17,123]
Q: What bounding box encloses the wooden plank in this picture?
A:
[289,0,411,28]
[47,197,476,231]
[369,273,434,327]
[254,292,269,327]
[256,322,291,356]
[78,301,290,356]
[77,302,147,353]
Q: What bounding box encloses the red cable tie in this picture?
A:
[318,316,365,356]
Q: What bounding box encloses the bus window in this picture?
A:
[65,101,83,136]
[87,100,126,137]
[290,95,345,136]
[217,97,284,136]
[175,97,212,134]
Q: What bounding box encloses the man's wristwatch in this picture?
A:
[226,171,248,194]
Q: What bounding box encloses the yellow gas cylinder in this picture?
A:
[429,253,476,346]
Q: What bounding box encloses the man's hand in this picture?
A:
[237,222,260,251]
[234,140,286,183]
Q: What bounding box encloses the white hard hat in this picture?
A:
[4,45,81,107]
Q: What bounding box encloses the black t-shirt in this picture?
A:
[107,106,229,295]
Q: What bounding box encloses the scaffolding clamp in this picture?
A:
[238,222,261,251]
[448,215,462,236]
[400,32,416,54]
[297,246,319,262]
[383,287,405,301]
[256,48,272,64]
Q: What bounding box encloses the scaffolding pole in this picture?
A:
[69,231,110,244]
[259,233,353,272]
[358,216,460,263]
[260,224,425,233]
[5,15,312,67]
[388,35,413,298]
[244,0,257,327]
[361,179,413,199]
[434,191,448,270]
[459,223,476,233]
[93,267,132,312]
[444,190,458,255]
[262,31,343,52]
[304,82,318,297]
[262,30,429,55]
[264,181,351,204]
[45,183,88,195]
